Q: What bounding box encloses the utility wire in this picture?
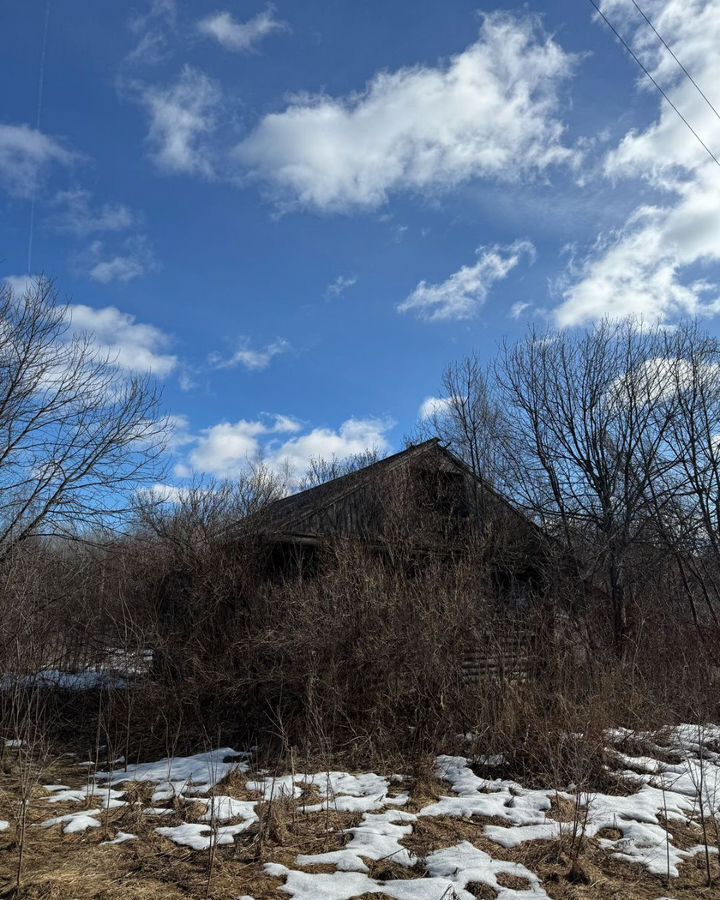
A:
[28,0,52,274]
[630,0,720,123]
[587,0,720,171]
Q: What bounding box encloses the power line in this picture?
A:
[587,0,720,171]
[28,0,52,275]
[630,0,720,124]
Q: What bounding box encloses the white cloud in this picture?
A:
[398,240,535,321]
[600,0,720,182]
[90,256,146,284]
[0,124,74,198]
[266,417,393,477]
[325,274,357,298]
[209,337,290,371]
[162,413,194,449]
[189,415,298,477]
[555,181,720,326]
[418,396,453,420]
[81,236,158,284]
[129,0,177,35]
[197,7,287,52]
[68,304,177,376]
[510,301,532,319]
[50,189,135,237]
[2,276,176,379]
[272,414,303,434]
[139,66,221,176]
[558,0,720,325]
[182,414,392,479]
[143,482,187,503]
[2,274,39,297]
[127,0,177,65]
[234,13,577,211]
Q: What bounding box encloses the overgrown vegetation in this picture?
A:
[2,283,720,895]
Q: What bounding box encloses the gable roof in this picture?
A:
[235,438,536,544]
[250,438,445,538]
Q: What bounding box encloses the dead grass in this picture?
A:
[401,773,449,814]
[495,871,533,890]
[365,859,422,881]
[2,752,720,900]
[547,794,586,823]
[465,884,496,899]
[402,814,485,859]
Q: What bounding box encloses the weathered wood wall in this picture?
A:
[461,620,534,684]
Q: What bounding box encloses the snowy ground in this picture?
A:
[2,724,720,898]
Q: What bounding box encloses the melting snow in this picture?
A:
[96,747,250,797]
[198,794,258,824]
[247,770,406,814]
[101,830,137,845]
[40,810,103,834]
[268,842,547,900]
[24,723,720,897]
[297,810,417,872]
[44,784,127,809]
[156,821,254,850]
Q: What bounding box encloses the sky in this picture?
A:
[2,0,720,488]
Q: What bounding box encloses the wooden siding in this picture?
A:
[461,620,535,683]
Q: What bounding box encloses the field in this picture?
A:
[2,725,720,899]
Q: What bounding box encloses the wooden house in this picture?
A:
[239,438,545,585]
[155,439,560,684]
[225,439,553,680]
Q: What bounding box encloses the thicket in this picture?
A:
[0,285,719,784]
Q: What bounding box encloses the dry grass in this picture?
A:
[2,752,720,900]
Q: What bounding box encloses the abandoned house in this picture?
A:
[155,439,568,686]
[226,438,556,681]
[238,438,544,583]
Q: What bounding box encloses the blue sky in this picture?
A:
[2,0,720,485]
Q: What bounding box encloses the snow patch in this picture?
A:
[40,810,103,834]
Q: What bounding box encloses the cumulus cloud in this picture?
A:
[325,274,357,298]
[162,413,194,449]
[2,276,177,377]
[182,414,392,479]
[80,236,158,284]
[188,415,299,477]
[68,304,177,376]
[234,13,577,211]
[143,482,187,503]
[267,417,393,476]
[555,181,720,325]
[399,240,535,321]
[209,338,290,371]
[558,0,720,326]
[0,124,74,198]
[418,396,453,420]
[2,274,38,297]
[50,189,135,237]
[138,66,221,176]
[197,7,287,52]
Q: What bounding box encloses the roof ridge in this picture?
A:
[269,438,439,531]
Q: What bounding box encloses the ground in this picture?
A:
[2,726,720,899]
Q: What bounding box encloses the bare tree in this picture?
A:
[412,354,512,511]
[495,319,684,658]
[135,464,288,553]
[0,276,166,552]
[299,449,382,490]
[648,323,720,652]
